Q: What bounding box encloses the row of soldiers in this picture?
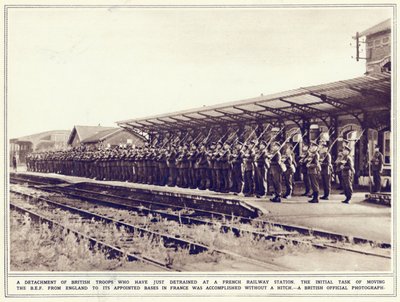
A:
[26,136,358,204]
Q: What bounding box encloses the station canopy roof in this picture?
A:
[117,73,390,133]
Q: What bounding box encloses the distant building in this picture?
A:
[358,19,391,186]
[67,125,145,148]
[67,125,116,147]
[80,127,146,148]
[10,130,70,164]
[359,18,391,75]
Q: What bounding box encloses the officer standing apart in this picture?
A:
[12,153,18,172]
[370,146,384,193]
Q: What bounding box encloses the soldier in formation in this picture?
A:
[337,145,355,204]
[319,142,332,200]
[282,145,296,199]
[370,146,384,193]
[306,141,321,203]
[298,143,311,197]
[25,128,363,204]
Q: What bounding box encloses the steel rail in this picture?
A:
[11,179,392,259]
[11,189,209,254]
[10,202,172,271]
[15,177,392,249]
[11,189,287,271]
[10,177,51,186]
[11,176,258,220]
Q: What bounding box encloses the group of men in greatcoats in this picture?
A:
[25,129,385,204]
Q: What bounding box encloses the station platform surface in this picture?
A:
[11,170,392,244]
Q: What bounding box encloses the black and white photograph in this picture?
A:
[2,0,397,299]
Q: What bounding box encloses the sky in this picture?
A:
[7,6,392,138]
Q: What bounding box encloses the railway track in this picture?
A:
[10,175,391,260]
[10,189,288,271]
[11,175,258,220]
[10,202,171,271]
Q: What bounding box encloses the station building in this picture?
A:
[116,19,391,190]
[10,130,70,164]
[68,125,146,149]
[67,125,117,147]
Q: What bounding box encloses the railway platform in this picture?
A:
[10,171,392,244]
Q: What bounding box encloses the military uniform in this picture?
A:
[242,147,254,197]
[188,145,199,189]
[195,145,209,190]
[130,149,138,183]
[307,143,321,203]
[156,149,168,186]
[136,149,144,183]
[212,143,223,192]
[96,151,104,180]
[253,145,267,198]
[105,151,113,180]
[125,149,134,182]
[148,148,157,184]
[335,151,344,190]
[229,146,243,194]
[371,150,384,193]
[282,150,296,198]
[299,146,311,196]
[166,147,177,187]
[269,146,283,203]
[340,147,355,203]
[26,154,31,171]
[320,148,332,199]
[219,144,231,193]
[141,149,148,183]
[206,144,216,190]
[178,146,190,188]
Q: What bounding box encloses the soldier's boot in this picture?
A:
[320,192,329,200]
[308,192,319,203]
[271,194,281,203]
[341,194,351,204]
[283,191,292,199]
